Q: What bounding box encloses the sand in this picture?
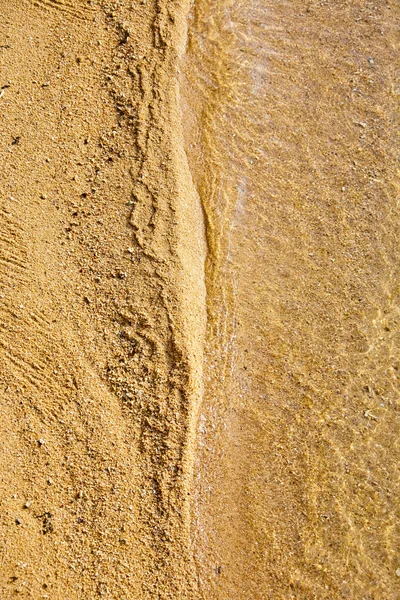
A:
[0,1,205,598]
[183,1,400,598]
[1,0,399,599]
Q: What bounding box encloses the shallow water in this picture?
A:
[182,0,400,598]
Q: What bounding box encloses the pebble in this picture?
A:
[23,501,32,509]
[38,439,46,446]
[396,568,400,577]
[364,409,377,420]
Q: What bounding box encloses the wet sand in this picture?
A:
[0,0,399,599]
[183,1,400,598]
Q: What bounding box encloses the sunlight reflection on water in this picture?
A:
[182,0,400,598]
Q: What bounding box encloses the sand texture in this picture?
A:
[1,0,400,599]
[183,1,400,598]
[0,1,205,598]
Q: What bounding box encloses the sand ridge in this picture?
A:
[2,0,399,598]
[0,1,205,598]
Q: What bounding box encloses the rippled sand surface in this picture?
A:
[0,0,399,597]
[183,1,400,598]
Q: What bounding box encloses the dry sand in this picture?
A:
[0,1,205,598]
[1,0,400,599]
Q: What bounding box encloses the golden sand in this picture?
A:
[0,0,399,598]
[0,1,205,597]
[183,1,400,598]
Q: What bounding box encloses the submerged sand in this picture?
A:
[0,0,399,599]
[183,1,400,598]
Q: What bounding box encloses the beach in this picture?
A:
[0,1,399,598]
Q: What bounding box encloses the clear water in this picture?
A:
[182,0,400,598]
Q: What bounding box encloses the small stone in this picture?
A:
[396,568,400,577]
[23,501,32,509]
[364,409,377,420]
[15,518,21,525]
[40,193,47,199]
[38,439,46,446]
